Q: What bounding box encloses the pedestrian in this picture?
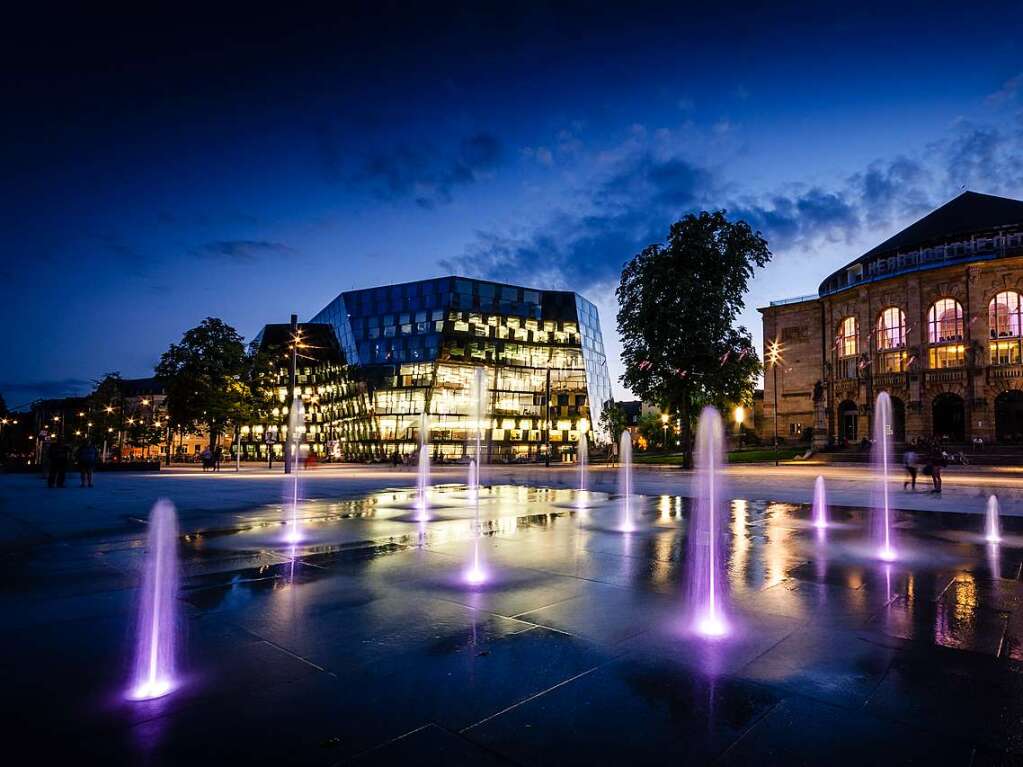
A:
[930,447,945,494]
[47,439,69,488]
[391,450,401,468]
[902,448,918,490]
[214,445,223,472]
[76,440,98,488]
[200,446,213,472]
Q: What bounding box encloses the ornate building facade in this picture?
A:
[760,191,1023,446]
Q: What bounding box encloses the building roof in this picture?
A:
[860,191,1023,260]
[256,322,344,364]
[818,191,1023,296]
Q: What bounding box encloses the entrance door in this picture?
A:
[932,393,965,442]
[995,390,1023,443]
[839,400,858,442]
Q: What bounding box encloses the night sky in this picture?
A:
[3,2,1022,408]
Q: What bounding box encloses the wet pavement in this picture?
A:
[3,477,1023,765]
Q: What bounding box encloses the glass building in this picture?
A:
[244,276,613,462]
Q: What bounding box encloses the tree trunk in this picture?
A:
[681,398,694,469]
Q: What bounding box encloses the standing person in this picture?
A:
[200,446,213,472]
[930,446,945,494]
[48,439,69,488]
[391,449,401,469]
[76,440,98,488]
[214,445,223,472]
[902,448,918,490]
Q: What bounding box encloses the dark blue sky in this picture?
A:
[3,2,1022,407]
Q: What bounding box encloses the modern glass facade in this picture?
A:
[245,277,613,462]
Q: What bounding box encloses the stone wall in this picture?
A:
[760,254,1023,445]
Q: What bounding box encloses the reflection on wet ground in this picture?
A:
[4,483,1023,765]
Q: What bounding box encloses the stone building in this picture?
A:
[760,191,1023,447]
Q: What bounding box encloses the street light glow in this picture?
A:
[734,406,745,425]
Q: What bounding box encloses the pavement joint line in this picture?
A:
[257,638,329,672]
[459,663,606,733]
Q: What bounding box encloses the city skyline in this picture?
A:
[3,2,1023,407]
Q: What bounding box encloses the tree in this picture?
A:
[599,400,627,447]
[617,210,770,467]
[637,412,667,450]
[155,318,253,449]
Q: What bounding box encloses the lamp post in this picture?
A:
[660,412,669,452]
[734,405,745,447]
[768,339,784,466]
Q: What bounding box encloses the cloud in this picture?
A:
[192,240,298,262]
[987,72,1023,106]
[357,132,503,208]
[443,117,1023,296]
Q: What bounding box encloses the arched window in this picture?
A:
[876,307,907,373]
[927,298,965,368]
[835,317,858,379]
[990,291,1023,365]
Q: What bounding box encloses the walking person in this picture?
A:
[391,450,401,469]
[76,440,98,488]
[200,446,213,473]
[902,448,918,490]
[214,445,223,472]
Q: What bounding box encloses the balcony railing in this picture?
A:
[924,368,966,384]
[873,373,906,388]
[988,365,1023,381]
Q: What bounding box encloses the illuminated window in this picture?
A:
[927,299,963,343]
[876,307,906,350]
[837,316,858,357]
[876,307,907,373]
[989,292,1023,365]
[926,299,965,368]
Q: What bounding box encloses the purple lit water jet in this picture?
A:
[464,367,487,585]
[576,430,589,507]
[986,495,1001,544]
[619,431,634,532]
[872,392,896,561]
[284,395,305,544]
[813,475,828,529]
[687,406,729,638]
[128,499,179,701]
[416,410,430,521]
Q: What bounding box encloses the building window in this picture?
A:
[927,298,964,368]
[876,307,907,373]
[990,291,1023,365]
[927,298,963,343]
[836,316,858,378]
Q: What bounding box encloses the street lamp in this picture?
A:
[660,413,669,451]
[767,339,784,465]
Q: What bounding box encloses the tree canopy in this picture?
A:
[155,318,253,447]
[616,210,770,465]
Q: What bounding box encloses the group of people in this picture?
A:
[902,442,947,494]
[199,446,223,472]
[45,439,99,488]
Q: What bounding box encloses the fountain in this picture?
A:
[687,406,729,638]
[986,495,1001,544]
[872,392,896,561]
[619,431,634,532]
[465,367,487,585]
[128,499,179,700]
[812,475,828,529]
[416,411,430,520]
[284,396,305,544]
[577,430,588,506]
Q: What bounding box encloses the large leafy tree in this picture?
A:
[155,318,253,449]
[617,210,770,467]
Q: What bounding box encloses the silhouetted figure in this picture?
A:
[902,449,918,490]
[200,447,213,472]
[47,440,70,488]
[76,441,98,488]
[214,445,223,472]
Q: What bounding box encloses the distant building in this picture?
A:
[760,191,1023,446]
[241,276,614,462]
